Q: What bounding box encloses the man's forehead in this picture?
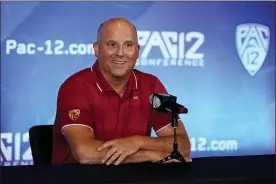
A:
[103,21,136,33]
[102,18,135,28]
[97,18,138,42]
[103,25,137,39]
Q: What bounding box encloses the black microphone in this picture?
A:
[149,93,188,164]
[149,93,188,114]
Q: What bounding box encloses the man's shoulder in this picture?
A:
[60,67,95,89]
[133,69,159,83]
[133,69,167,92]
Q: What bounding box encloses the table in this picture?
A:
[2,154,275,184]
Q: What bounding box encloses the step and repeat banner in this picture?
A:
[1,2,275,166]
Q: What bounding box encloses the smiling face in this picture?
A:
[93,18,140,80]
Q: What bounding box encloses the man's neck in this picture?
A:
[101,70,131,97]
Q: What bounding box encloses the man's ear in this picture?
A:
[136,44,140,59]
[93,42,99,57]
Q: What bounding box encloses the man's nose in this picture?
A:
[116,46,124,56]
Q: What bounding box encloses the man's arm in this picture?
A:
[140,119,191,156]
[98,119,191,165]
[121,150,169,164]
[63,125,168,165]
[62,125,106,164]
[54,77,107,164]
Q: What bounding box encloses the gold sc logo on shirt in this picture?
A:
[69,109,80,121]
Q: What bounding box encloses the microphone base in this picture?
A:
[156,150,186,164]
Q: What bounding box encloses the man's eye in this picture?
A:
[126,44,133,47]
[108,43,116,47]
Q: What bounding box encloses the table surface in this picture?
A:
[2,154,275,184]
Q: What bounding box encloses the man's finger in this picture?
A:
[106,151,121,165]
[163,159,181,163]
[184,157,193,162]
[114,153,127,165]
[102,147,118,163]
[98,141,114,151]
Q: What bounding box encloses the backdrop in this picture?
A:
[1,1,275,166]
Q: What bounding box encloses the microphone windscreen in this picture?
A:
[149,94,153,104]
[149,94,161,108]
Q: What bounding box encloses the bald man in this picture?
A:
[51,18,191,165]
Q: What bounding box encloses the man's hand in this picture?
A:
[97,136,143,165]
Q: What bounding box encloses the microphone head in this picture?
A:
[149,93,175,113]
[149,93,188,114]
[149,94,161,108]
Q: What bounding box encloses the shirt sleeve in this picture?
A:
[55,78,93,134]
[149,77,180,133]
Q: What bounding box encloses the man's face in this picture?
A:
[94,21,140,78]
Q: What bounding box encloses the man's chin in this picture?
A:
[110,71,129,78]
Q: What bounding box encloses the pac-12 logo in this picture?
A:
[0,132,33,166]
[235,23,270,76]
[137,31,205,67]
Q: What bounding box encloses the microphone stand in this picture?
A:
[156,108,186,164]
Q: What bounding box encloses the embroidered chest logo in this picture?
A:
[133,96,139,100]
[69,109,80,121]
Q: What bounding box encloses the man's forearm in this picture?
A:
[76,139,168,165]
[75,136,190,165]
[140,135,191,156]
[122,135,191,164]
[121,149,169,164]
[74,139,109,164]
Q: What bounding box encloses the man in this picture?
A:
[51,18,191,165]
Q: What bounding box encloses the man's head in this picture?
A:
[93,18,140,79]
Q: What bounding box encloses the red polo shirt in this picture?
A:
[51,61,173,164]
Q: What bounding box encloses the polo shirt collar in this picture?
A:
[91,61,138,92]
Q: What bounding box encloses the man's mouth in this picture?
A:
[112,60,126,65]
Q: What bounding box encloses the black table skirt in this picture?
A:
[2,154,275,184]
